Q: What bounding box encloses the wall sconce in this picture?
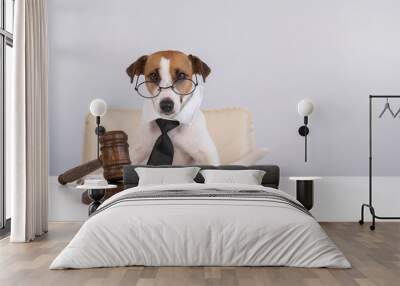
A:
[89,99,107,160]
[297,99,314,162]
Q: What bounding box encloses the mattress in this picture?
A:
[50,183,350,269]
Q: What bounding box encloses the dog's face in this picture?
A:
[127,51,211,117]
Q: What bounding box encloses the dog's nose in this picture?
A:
[160,99,174,113]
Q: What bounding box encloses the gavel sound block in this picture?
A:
[58,130,131,204]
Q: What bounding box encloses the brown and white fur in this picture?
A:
[126,50,220,165]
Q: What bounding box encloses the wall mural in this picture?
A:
[126,50,220,166]
[57,50,269,204]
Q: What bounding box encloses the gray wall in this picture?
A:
[48,0,400,176]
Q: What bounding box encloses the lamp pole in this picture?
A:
[297,99,313,162]
[96,116,100,160]
[304,116,308,162]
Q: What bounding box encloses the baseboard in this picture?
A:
[0,218,11,239]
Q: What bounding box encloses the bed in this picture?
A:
[50,165,350,269]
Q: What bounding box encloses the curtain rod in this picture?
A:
[369,95,400,98]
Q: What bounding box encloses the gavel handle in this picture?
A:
[58,159,102,185]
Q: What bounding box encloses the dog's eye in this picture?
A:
[177,72,186,80]
[148,72,159,82]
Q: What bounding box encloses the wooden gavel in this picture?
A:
[58,131,131,185]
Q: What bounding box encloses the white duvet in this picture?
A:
[50,183,350,269]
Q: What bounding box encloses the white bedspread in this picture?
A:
[50,183,350,269]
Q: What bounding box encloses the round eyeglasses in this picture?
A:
[134,75,198,99]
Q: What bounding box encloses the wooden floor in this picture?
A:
[0,222,399,286]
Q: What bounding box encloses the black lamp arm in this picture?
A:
[94,116,106,160]
[298,116,309,162]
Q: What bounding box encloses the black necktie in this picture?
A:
[147,119,180,165]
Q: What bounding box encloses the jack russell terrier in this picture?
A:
[126,50,220,165]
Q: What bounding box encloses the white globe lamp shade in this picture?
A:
[297,99,314,116]
[90,99,107,117]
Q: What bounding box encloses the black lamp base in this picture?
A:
[296,180,314,210]
[95,126,106,136]
[298,126,309,136]
[88,189,106,215]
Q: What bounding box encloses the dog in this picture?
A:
[126,50,220,165]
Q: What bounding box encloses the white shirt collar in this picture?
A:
[141,86,204,125]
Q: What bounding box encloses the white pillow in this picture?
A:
[135,167,200,186]
[200,169,266,185]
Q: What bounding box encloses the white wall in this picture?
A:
[47,0,400,177]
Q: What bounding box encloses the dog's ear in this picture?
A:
[188,54,211,82]
[126,55,148,83]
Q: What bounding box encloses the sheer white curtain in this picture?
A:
[9,0,49,242]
